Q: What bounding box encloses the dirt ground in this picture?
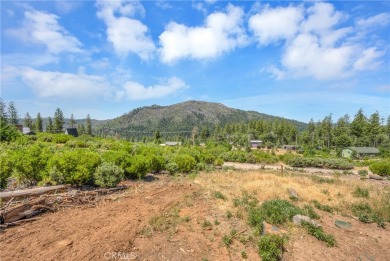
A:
[1,172,389,261]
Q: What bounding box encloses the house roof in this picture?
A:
[65,128,79,137]
[22,127,35,135]
[348,147,380,154]
[165,141,181,146]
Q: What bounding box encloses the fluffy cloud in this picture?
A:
[20,68,111,98]
[357,13,390,28]
[7,10,82,54]
[249,5,303,45]
[252,2,386,80]
[118,77,187,100]
[96,0,155,60]
[159,4,248,63]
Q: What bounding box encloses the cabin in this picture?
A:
[65,128,79,137]
[282,145,297,150]
[250,140,262,148]
[22,127,35,135]
[161,141,182,146]
[342,147,380,159]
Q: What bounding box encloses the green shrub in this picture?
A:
[0,151,13,188]
[214,191,227,201]
[312,200,334,213]
[203,153,215,164]
[369,160,390,176]
[249,199,302,226]
[287,157,353,170]
[150,155,165,173]
[94,162,124,187]
[358,169,368,179]
[233,192,259,209]
[47,149,101,185]
[301,221,336,247]
[302,204,320,219]
[173,154,196,173]
[126,155,150,179]
[351,202,385,227]
[353,186,370,198]
[213,158,224,166]
[166,162,178,174]
[101,150,130,171]
[258,235,286,261]
[52,134,73,144]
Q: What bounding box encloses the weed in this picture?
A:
[202,220,212,228]
[258,234,286,261]
[149,206,181,233]
[310,176,336,184]
[214,219,220,225]
[352,186,369,198]
[249,199,302,226]
[241,251,248,259]
[312,200,334,213]
[301,221,336,247]
[222,229,237,247]
[183,216,191,222]
[233,192,259,209]
[351,202,385,227]
[302,204,320,220]
[321,189,329,195]
[214,191,227,201]
[226,210,233,219]
[358,169,368,179]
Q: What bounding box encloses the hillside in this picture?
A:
[94,100,306,137]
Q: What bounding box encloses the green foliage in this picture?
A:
[302,204,320,220]
[150,155,165,173]
[214,191,227,201]
[213,157,224,166]
[310,176,336,184]
[233,192,259,209]
[312,200,334,213]
[249,199,302,226]
[352,186,369,198]
[0,151,13,188]
[287,157,353,170]
[222,229,237,247]
[226,210,233,219]
[94,162,124,187]
[172,154,196,173]
[258,235,286,261]
[351,202,385,227]
[47,149,101,185]
[166,162,178,174]
[301,221,336,247]
[0,121,21,142]
[126,155,150,179]
[369,160,390,176]
[358,169,368,179]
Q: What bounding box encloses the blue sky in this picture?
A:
[1,0,389,122]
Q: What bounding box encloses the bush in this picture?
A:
[351,202,385,227]
[258,235,286,261]
[52,134,73,144]
[94,162,124,187]
[0,151,13,189]
[214,158,224,166]
[358,169,368,179]
[126,155,150,179]
[203,153,215,164]
[369,160,390,176]
[166,162,178,174]
[173,154,196,173]
[301,221,336,247]
[312,200,334,213]
[47,149,101,185]
[149,155,165,173]
[248,199,302,226]
[287,157,353,170]
[101,150,130,171]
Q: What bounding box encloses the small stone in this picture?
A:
[292,215,321,227]
[356,253,375,261]
[335,220,352,230]
[287,188,299,200]
[369,174,383,180]
[56,239,73,247]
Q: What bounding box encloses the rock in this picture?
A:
[335,220,352,230]
[356,253,375,261]
[262,221,287,236]
[292,215,321,227]
[369,174,383,180]
[287,188,299,200]
[144,174,156,182]
[56,239,73,247]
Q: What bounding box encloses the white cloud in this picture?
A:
[96,0,155,60]
[159,4,248,63]
[249,5,303,45]
[205,0,218,4]
[20,68,111,99]
[357,13,390,28]
[118,77,188,100]
[7,9,82,54]
[353,47,383,71]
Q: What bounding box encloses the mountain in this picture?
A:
[94,101,306,138]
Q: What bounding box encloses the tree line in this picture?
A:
[0,99,92,139]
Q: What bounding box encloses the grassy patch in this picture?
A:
[249,199,302,226]
[202,219,212,228]
[222,229,237,247]
[302,204,320,220]
[226,210,233,219]
[351,202,385,228]
[352,186,369,198]
[312,200,334,213]
[233,192,259,209]
[214,191,227,201]
[149,206,181,233]
[301,221,336,247]
[258,234,287,261]
[310,176,336,184]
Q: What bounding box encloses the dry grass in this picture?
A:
[194,170,390,219]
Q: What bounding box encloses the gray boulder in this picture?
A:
[293,214,321,227]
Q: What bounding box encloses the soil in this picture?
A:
[1,174,389,261]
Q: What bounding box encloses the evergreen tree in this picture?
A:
[7,101,18,125]
[69,114,76,128]
[47,117,54,133]
[35,113,43,132]
[351,109,367,138]
[387,116,390,138]
[77,123,85,135]
[368,111,380,147]
[24,112,33,129]
[321,114,332,148]
[0,98,7,124]
[154,130,161,144]
[53,108,64,133]
[86,114,92,135]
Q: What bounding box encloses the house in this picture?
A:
[65,128,79,137]
[22,127,35,135]
[282,145,297,150]
[250,140,262,148]
[164,141,182,146]
[342,147,380,158]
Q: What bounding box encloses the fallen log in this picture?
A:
[0,185,70,200]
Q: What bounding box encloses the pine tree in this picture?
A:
[35,113,43,132]
[69,114,76,128]
[24,112,33,129]
[53,108,64,133]
[47,117,54,133]
[86,114,92,135]
[0,98,7,124]
[368,111,380,147]
[7,101,18,125]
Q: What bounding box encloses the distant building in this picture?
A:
[22,127,35,135]
[162,141,182,146]
[65,128,79,137]
[342,147,380,158]
[250,140,262,148]
[282,145,297,150]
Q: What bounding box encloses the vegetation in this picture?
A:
[258,234,287,261]
[93,162,124,187]
[369,160,390,176]
[301,221,336,247]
